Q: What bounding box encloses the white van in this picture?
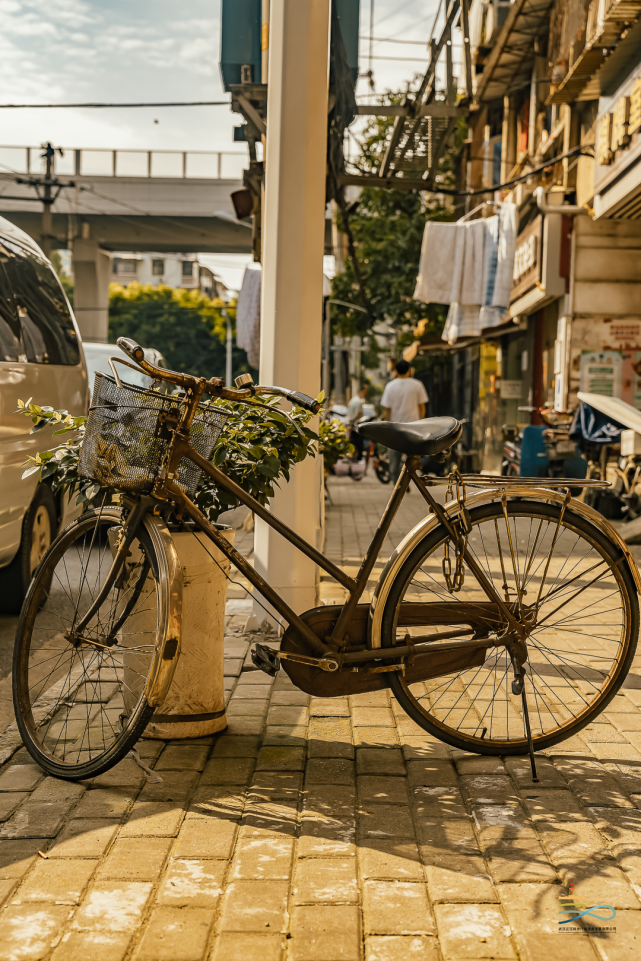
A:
[0,216,88,613]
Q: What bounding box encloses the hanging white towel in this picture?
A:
[491,203,517,309]
[442,303,482,344]
[413,221,465,304]
[460,218,486,306]
[235,267,261,370]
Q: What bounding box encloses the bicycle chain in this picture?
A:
[443,469,471,593]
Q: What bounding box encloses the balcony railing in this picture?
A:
[0,146,250,180]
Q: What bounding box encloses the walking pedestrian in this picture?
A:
[380,360,428,484]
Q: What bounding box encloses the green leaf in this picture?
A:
[22,464,41,479]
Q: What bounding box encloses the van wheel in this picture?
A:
[0,485,57,615]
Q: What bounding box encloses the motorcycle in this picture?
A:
[501,406,585,480]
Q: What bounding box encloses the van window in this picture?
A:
[0,239,80,366]
[0,258,27,363]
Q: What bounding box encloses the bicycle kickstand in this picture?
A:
[518,673,539,783]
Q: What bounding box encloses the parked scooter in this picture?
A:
[501,407,584,479]
[357,411,391,484]
[571,392,641,519]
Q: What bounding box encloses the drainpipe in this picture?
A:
[534,186,591,216]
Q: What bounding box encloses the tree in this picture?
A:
[332,88,466,349]
[108,283,255,382]
[50,250,74,306]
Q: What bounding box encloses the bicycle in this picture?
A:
[13,338,641,784]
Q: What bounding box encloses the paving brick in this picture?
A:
[220,879,289,932]
[504,756,566,788]
[262,725,308,746]
[412,785,467,819]
[306,758,355,785]
[250,771,302,799]
[211,933,285,961]
[230,836,294,879]
[293,856,358,904]
[228,698,269,717]
[0,801,74,839]
[461,775,520,805]
[135,905,213,961]
[97,836,172,880]
[155,744,210,771]
[309,698,351,717]
[485,839,558,883]
[425,856,497,903]
[0,904,71,959]
[363,880,434,935]
[358,841,423,880]
[200,758,255,786]
[188,786,246,821]
[401,738,450,760]
[454,756,506,775]
[351,692,390,708]
[352,708,395,728]
[354,727,400,748]
[90,758,146,789]
[0,840,49,879]
[520,789,587,822]
[568,776,634,809]
[212,735,261,758]
[266,706,309,726]
[364,936,439,961]
[48,819,119,858]
[356,749,405,777]
[536,820,612,863]
[139,770,199,801]
[358,804,415,840]
[590,741,641,761]
[256,746,305,771]
[157,858,225,907]
[71,881,152,931]
[298,833,356,858]
[119,802,184,837]
[434,903,516,959]
[557,861,640,909]
[225,717,265,736]
[14,858,98,904]
[406,759,457,786]
[52,930,133,961]
[358,776,410,806]
[0,764,44,793]
[73,789,133,819]
[174,818,237,858]
[472,803,536,841]
[419,819,482,861]
[290,904,361,960]
[270,691,311,705]
[0,793,29,822]
[30,779,85,803]
[596,909,641,960]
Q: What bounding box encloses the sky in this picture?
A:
[0,0,442,287]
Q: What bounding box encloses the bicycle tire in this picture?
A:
[13,505,170,780]
[381,501,639,755]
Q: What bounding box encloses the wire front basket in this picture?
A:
[79,372,231,495]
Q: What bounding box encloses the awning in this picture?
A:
[473,0,555,105]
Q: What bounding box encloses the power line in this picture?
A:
[360,36,429,45]
[0,101,231,109]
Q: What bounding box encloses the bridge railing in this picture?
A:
[0,146,250,180]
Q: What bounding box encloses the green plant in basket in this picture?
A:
[17,391,324,521]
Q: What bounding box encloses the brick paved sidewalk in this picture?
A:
[0,475,640,960]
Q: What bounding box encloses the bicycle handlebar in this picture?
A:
[116,337,321,413]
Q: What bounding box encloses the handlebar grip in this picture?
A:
[117,337,145,363]
[287,390,321,414]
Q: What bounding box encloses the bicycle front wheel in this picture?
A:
[382,501,639,755]
[13,505,171,780]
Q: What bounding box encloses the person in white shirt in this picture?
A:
[380,360,429,483]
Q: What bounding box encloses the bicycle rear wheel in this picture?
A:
[13,505,170,780]
[381,501,639,755]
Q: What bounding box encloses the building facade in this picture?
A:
[422,0,641,471]
[110,253,219,298]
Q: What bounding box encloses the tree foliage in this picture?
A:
[108,283,255,382]
[332,87,466,344]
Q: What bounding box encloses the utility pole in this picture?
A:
[40,143,55,258]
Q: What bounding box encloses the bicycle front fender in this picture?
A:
[367,484,641,652]
[142,513,183,707]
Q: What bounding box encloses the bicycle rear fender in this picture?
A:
[142,514,183,707]
[368,485,641,651]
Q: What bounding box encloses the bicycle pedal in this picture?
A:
[251,643,280,677]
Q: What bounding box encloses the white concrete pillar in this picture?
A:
[251,0,330,629]
[72,239,111,342]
